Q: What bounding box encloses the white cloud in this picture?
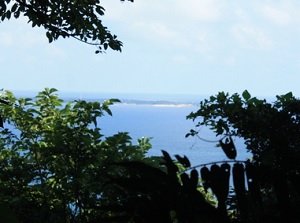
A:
[21,30,47,47]
[0,29,46,50]
[191,35,210,56]
[260,5,292,26]
[134,22,177,40]
[103,0,222,22]
[223,56,236,65]
[171,54,189,64]
[0,32,14,46]
[175,0,222,22]
[45,45,66,58]
[232,24,273,50]
[102,0,223,49]
[132,21,192,49]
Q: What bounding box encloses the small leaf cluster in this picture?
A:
[0,0,134,53]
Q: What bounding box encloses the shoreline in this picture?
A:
[113,102,197,108]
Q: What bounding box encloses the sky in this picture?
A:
[1,0,300,100]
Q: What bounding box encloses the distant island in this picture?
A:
[115,99,196,107]
[11,90,201,106]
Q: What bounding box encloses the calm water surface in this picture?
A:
[100,104,251,167]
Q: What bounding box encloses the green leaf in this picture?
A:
[48,88,58,94]
[103,43,108,50]
[95,5,105,16]
[46,32,53,43]
[108,98,121,103]
[11,3,18,12]
[175,155,191,168]
[242,90,251,101]
[14,10,20,19]
[6,10,11,19]
[284,92,293,100]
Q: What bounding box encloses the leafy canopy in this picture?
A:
[0,0,134,53]
[187,90,300,167]
[0,88,155,222]
[187,91,300,222]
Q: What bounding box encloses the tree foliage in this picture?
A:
[0,0,134,53]
[102,150,223,223]
[0,88,155,223]
[187,91,300,222]
[187,91,300,168]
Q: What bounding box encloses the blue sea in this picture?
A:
[99,103,251,167]
[8,91,252,167]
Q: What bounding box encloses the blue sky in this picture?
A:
[1,0,300,100]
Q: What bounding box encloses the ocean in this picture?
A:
[5,91,252,167]
[99,103,251,167]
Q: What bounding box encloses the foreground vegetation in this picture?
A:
[0,88,158,222]
[1,89,300,222]
[187,91,300,222]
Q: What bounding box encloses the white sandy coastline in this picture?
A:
[112,103,196,107]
